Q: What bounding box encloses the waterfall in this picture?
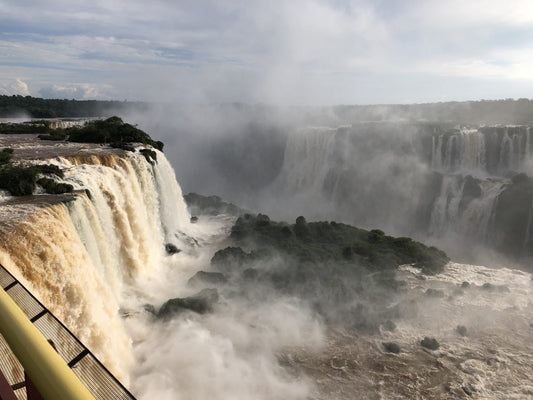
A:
[0,150,191,385]
[428,175,465,236]
[427,175,506,243]
[431,129,486,173]
[274,127,337,193]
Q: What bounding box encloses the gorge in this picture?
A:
[0,116,532,399]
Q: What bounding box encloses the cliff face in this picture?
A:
[0,143,191,382]
[253,123,533,267]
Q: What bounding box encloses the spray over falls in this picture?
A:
[0,125,532,399]
[262,123,533,265]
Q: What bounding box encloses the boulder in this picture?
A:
[420,336,440,350]
[158,288,219,318]
[165,243,181,255]
[188,271,228,286]
[382,342,401,354]
[456,325,467,336]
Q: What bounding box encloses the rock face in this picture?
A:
[157,288,219,318]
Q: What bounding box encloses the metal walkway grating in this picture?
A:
[0,264,136,399]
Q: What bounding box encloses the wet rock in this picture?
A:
[158,288,219,318]
[382,342,401,354]
[165,243,181,255]
[456,325,468,336]
[188,271,228,286]
[421,336,440,350]
[462,384,476,396]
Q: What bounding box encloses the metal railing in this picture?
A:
[0,264,136,400]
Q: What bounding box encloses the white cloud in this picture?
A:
[39,83,113,99]
[1,1,533,104]
[0,78,31,96]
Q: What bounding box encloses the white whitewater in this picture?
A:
[0,150,324,399]
[391,263,533,399]
[0,150,191,384]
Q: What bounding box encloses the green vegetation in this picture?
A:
[0,163,64,196]
[0,122,51,135]
[0,148,14,165]
[228,214,448,275]
[0,94,146,118]
[199,213,449,331]
[37,178,73,194]
[139,148,157,163]
[38,130,67,141]
[67,116,163,150]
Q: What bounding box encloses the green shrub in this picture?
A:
[38,130,67,141]
[0,163,65,196]
[37,178,73,194]
[0,148,14,165]
[67,116,163,150]
[139,148,157,163]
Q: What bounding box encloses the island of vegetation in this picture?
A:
[0,149,71,196]
[158,194,449,333]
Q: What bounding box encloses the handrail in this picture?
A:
[0,286,96,400]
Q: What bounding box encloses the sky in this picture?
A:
[1,0,533,105]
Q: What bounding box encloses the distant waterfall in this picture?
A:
[269,124,533,261]
[273,127,338,193]
[431,126,533,175]
[0,150,191,383]
[431,129,486,172]
[428,175,506,242]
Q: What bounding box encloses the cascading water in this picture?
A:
[431,129,487,173]
[0,149,191,385]
[431,126,533,175]
[0,148,324,400]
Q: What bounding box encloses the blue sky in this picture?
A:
[1,0,533,105]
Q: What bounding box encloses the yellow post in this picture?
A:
[0,287,96,400]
